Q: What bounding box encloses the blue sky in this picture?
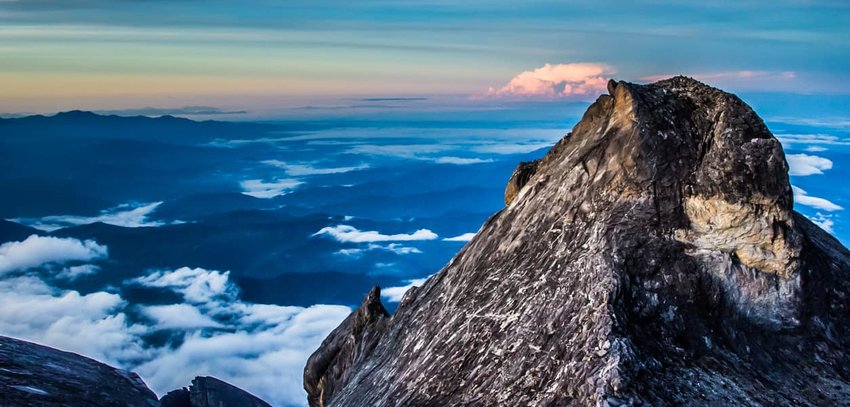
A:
[1,0,849,116]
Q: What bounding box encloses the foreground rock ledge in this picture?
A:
[304,77,850,406]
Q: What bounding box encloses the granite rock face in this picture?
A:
[0,335,271,407]
[305,77,850,406]
[159,376,272,407]
[304,286,390,407]
[0,335,157,406]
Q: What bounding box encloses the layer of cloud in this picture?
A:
[793,186,843,211]
[0,235,107,275]
[262,160,369,176]
[443,232,476,242]
[135,303,349,407]
[0,275,147,365]
[0,265,351,407]
[94,106,247,117]
[486,63,615,99]
[56,264,100,281]
[807,212,835,234]
[240,178,303,199]
[471,142,553,155]
[433,157,494,165]
[382,277,429,302]
[132,267,235,304]
[346,144,454,160]
[141,304,223,329]
[335,243,422,257]
[20,202,179,232]
[786,153,833,176]
[776,133,850,147]
[313,224,438,243]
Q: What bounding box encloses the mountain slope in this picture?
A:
[304,77,850,406]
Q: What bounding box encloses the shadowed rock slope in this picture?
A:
[0,335,271,406]
[304,77,850,406]
[0,336,157,406]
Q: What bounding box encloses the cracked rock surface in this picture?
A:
[304,77,850,406]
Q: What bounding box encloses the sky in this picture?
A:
[1,0,849,117]
[2,2,850,405]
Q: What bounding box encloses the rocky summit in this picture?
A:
[304,77,850,406]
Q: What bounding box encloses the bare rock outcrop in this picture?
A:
[159,376,271,407]
[304,77,850,406]
[0,336,157,406]
[0,335,272,407]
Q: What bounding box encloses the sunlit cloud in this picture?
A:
[0,235,107,275]
[793,186,843,212]
[17,202,179,232]
[807,212,836,234]
[382,277,429,302]
[472,142,553,154]
[313,224,438,243]
[141,304,223,330]
[776,133,850,146]
[262,160,369,176]
[335,243,422,257]
[433,157,494,165]
[786,153,833,176]
[131,267,236,304]
[0,275,147,365]
[443,232,476,242]
[0,264,351,406]
[240,178,303,199]
[56,264,100,281]
[485,63,615,100]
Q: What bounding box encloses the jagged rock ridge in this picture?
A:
[0,335,271,407]
[305,77,850,406]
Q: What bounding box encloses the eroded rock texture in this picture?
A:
[305,77,850,406]
[304,286,390,407]
[0,335,158,406]
[159,376,271,407]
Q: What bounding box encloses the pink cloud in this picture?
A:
[485,63,616,100]
[642,70,796,83]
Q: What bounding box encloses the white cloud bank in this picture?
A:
[0,235,107,275]
[313,224,438,243]
[433,157,494,165]
[132,267,235,304]
[793,186,843,212]
[0,275,148,365]
[807,212,836,234]
[786,153,833,176]
[776,133,850,147]
[262,160,369,176]
[487,63,615,99]
[336,243,422,257]
[382,277,429,303]
[19,202,179,232]
[0,264,351,407]
[240,178,303,199]
[443,233,476,242]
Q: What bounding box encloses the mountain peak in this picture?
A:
[304,78,850,406]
